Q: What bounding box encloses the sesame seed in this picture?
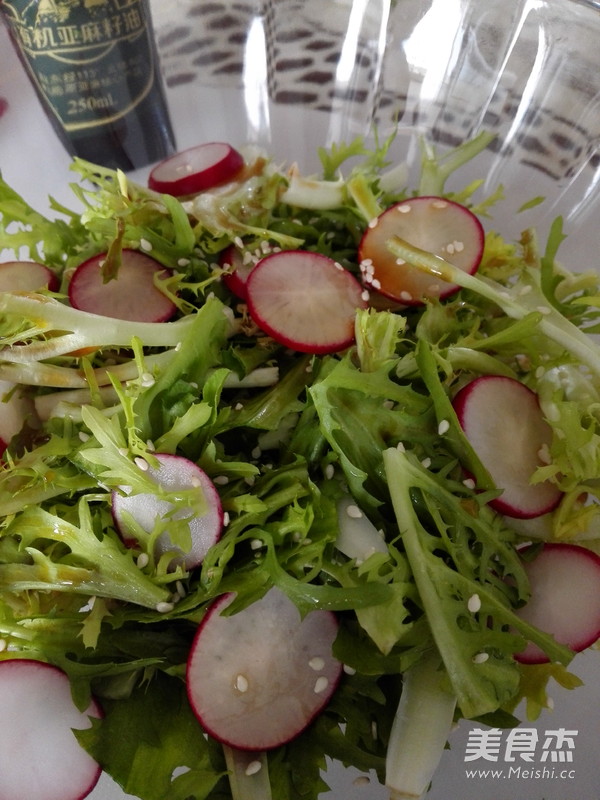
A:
[368,217,379,228]
[467,593,482,613]
[547,696,555,709]
[305,363,313,373]
[309,656,325,671]
[334,261,344,271]
[78,431,90,442]
[0,639,7,652]
[250,539,263,550]
[519,285,533,296]
[251,446,262,459]
[432,200,448,209]
[140,372,155,387]
[213,475,229,485]
[371,278,381,290]
[234,402,244,411]
[175,580,186,598]
[140,238,153,252]
[371,720,378,739]
[137,553,149,569]
[361,289,370,302]
[177,258,191,267]
[421,457,432,468]
[453,240,464,252]
[438,419,450,435]
[245,760,262,777]
[314,676,329,694]
[146,439,155,451]
[343,664,357,675]
[399,290,412,301]
[134,457,149,471]
[396,257,406,266]
[360,258,373,267]
[537,306,552,315]
[233,236,244,248]
[463,478,476,490]
[223,512,230,526]
[353,776,371,787]
[446,243,455,255]
[396,441,406,452]
[397,204,412,214]
[546,404,560,422]
[235,674,249,693]
[346,504,363,519]
[473,652,489,664]
[535,366,545,378]
[242,250,253,265]
[244,475,256,486]
[383,399,395,409]
[156,601,174,613]
[261,240,271,253]
[175,342,182,351]
[118,447,129,457]
[537,443,552,464]
[325,463,335,480]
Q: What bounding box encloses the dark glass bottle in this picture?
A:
[0,0,176,171]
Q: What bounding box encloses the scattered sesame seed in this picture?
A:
[535,366,545,378]
[140,372,155,387]
[305,363,313,373]
[233,236,244,249]
[463,478,476,490]
[537,306,552,315]
[371,720,378,739]
[396,441,406,452]
[261,240,271,253]
[309,656,325,671]
[353,776,371,787]
[314,676,329,694]
[251,446,262,459]
[546,696,555,709]
[175,580,186,598]
[397,204,412,214]
[446,243,455,255]
[438,419,450,435]
[453,240,464,252]
[396,257,406,266]
[432,200,448,209]
[146,439,155,451]
[223,511,230,527]
[399,290,412,301]
[245,760,262,777]
[134,457,149,471]
[334,261,344,271]
[546,404,560,422]
[156,601,174,613]
[244,475,256,486]
[537,443,552,464]
[234,402,244,411]
[346,504,363,519]
[118,447,129,457]
[78,431,90,442]
[383,399,395,409]
[136,553,149,569]
[213,475,229,485]
[0,639,7,652]
[343,664,357,675]
[175,342,182,352]
[361,289,370,302]
[242,250,254,265]
[250,539,263,550]
[371,278,381,290]
[177,258,191,267]
[325,463,335,480]
[473,652,489,664]
[139,238,153,252]
[467,593,482,613]
[421,457,432,468]
[235,674,249,693]
[368,217,379,228]
[519,284,533,296]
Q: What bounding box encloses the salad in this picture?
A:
[1,132,600,800]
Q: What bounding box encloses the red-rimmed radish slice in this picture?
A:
[358,196,484,304]
[0,379,35,456]
[148,142,244,196]
[112,453,223,570]
[246,250,368,354]
[186,587,342,751]
[0,659,102,800]
[219,244,254,300]
[0,260,58,292]
[68,249,176,322]
[452,375,562,518]
[514,543,600,664]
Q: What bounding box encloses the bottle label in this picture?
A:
[2,0,156,131]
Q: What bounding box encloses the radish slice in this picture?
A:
[220,244,254,300]
[186,587,342,750]
[0,379,34,455]
[0,260,58,292]
[515,543,600,663]
[112,453,223,570]
[358,196,484,304]
[245,250,368,354]
[0,659,102,800]
[68,249,176,322]
[148,142,244,196]
[452,375,562,518]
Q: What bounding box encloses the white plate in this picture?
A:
[2,8,600,800]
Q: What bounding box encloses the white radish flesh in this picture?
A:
[336,495,388,563]
[0,659,101,800]
[112,453,223,570]
[68,249,176,322]
[186,587,342,750]
[452,375,562,518]
[358,196,484,304]
[515,542,600,664]
[148,142,244,196]
[245,250,368,354]
[0,260,58,292]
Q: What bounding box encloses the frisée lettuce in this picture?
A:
[1,132,600,800]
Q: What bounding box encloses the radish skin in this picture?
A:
[0,659,101,800]
[186,587,342,751]
[515,543,600,663]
